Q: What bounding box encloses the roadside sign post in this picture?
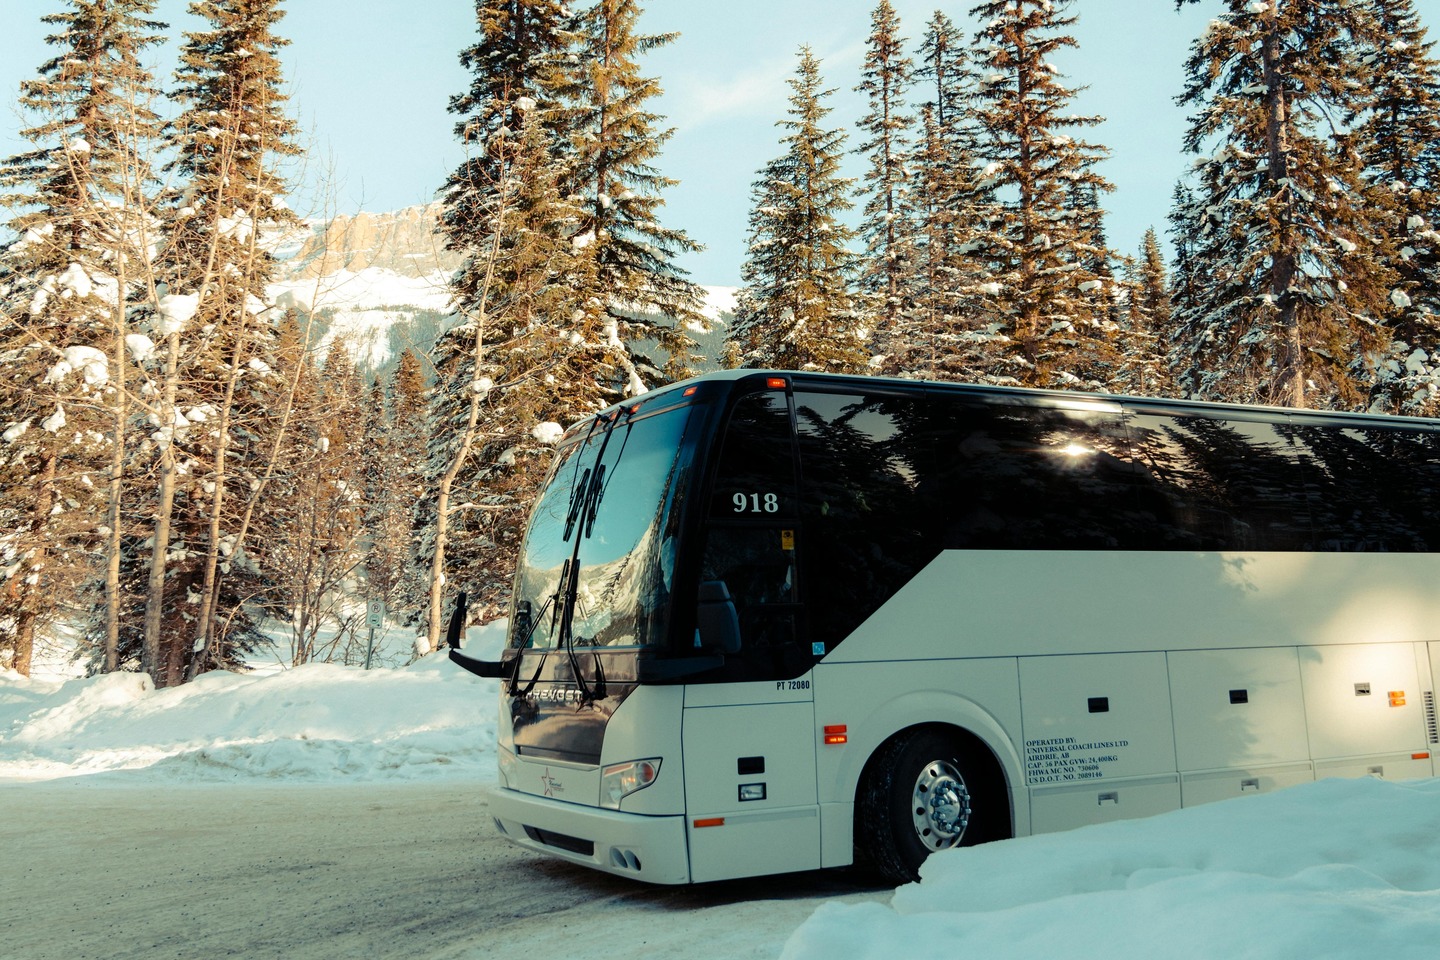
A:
[365,599,386,669]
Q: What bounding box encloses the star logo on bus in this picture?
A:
[540,768,563,797]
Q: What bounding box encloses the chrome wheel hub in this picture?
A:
[911,760,970,851]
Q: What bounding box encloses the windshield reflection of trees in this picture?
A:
[514,407,694,650]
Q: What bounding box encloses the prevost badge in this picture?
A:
[533,686,585,704]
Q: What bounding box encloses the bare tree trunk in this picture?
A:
[141,329,181,683]
[186,301,251,680]
[10,456,59,678]
[102,255,130,674]
[425,233,502,655]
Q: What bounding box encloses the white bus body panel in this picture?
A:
[488,786,692,884]
[1169,647,1310,771]
[812,657,1026,867]
[814,549,1440,844]
[488,549,1440,880]
[681,682,820,883]
[823,550,1440,662]
[1029,775,1182,833]
[1019,653,1182,833]
[1299,642,1426,760]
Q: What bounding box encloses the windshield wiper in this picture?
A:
[558,558,602,707]
[506,592,555,697]
[563,467,592,542]
[554,406,637,706]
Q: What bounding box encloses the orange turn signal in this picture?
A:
[823,724,848,745]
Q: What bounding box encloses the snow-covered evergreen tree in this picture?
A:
[363,349,428,622]
[854,0,916,341]
[440,0,572,272]
[126,0,300,684]
[1350,0,1440,414]
[424,1,585,641]
[881,12,994,380]
[0,0,165,676]
[729,46,868,373]
[1169,0,1390,409]
[1113,228,1175,396]
[424,100,602,642]
[967,0,1118,390]
[570,0,706,384]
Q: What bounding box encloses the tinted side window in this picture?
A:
[701,391,805,673]
[708,390,798,519]
[794,391,937,648]
[1127,413,1313,550]
[1287,423,1440,551]
[923,396,1144,550]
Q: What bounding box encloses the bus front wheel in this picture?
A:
[855,727,1005,884]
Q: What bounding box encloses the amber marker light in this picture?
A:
[1413,753,1431,760]
[693,818,726,828]
[823,725,848,745]
[683,385,698,396]
[766,377,788,389]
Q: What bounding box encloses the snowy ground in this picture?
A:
[4,629,1439,959]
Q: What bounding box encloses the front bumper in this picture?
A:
[487,785,692,884]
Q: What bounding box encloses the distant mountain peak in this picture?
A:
[284,203,461,280]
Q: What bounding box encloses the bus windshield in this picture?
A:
[510,402,699,651]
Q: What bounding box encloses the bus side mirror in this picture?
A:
[444,591,512,679]
[697,580,741,655]
[445,592,468,650]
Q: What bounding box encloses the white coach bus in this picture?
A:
[449,370,1440,885]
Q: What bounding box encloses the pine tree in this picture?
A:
[424,1,581,643]
[1350,0,1440,414]
[854,0,916,341]
[0,0,165,676]
[363,349,427,621]
[1169,0,1390,409]
[440,0,572,279]
[967,0,1118,389]
[882,12,993,381]
[1113,228,1174,396]
[424,102,602,643]
[131,0,300,684]
[570,0,706,386]
[271,340,367,664]
[729,47,867,373]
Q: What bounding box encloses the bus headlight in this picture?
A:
[601,758,661,809]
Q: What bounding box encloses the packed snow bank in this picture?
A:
[0,622,504,783]
[781,775,1440,960]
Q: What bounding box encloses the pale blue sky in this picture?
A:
[3,1,1233,286]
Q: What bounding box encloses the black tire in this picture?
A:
[854,727,1008,885]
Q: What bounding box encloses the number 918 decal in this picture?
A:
[733,492,780,514]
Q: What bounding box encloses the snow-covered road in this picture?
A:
[0,779,887,960]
